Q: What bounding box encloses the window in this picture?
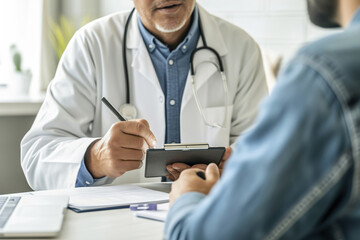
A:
[0,0,43,91]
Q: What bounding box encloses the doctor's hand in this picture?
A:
[85,119,157,179]
[219,147,232,175]
[169,163,220,207]
[166,147,232,181]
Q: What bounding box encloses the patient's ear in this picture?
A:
[260,47,282,93]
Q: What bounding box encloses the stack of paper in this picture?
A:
[33,185,169,213]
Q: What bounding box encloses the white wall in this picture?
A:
[61,0,99,27]
[99,0,338,63]
[100,0,134,16]
[197,0,338,62]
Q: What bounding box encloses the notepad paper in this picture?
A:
[134,203,169,222]
[33,185,169,212]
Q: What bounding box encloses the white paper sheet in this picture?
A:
[134,203,169,222]
[33,185,169,212]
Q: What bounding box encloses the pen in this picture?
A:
[196,171,206,180]
[101,97,127,121]
[130,203,157,211]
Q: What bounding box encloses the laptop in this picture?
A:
[0,194,68,238]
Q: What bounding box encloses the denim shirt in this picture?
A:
[137,7,199,144]
[165,8,360,240]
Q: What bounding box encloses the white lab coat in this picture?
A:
[21,5,268,190]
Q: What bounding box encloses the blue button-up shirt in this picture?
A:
[75,7,200,187]
[137,6,199,144]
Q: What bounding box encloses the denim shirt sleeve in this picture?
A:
[76,158,109,187]
[75,158,95,187]
[164,58,351,239]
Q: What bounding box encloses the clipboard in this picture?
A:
[145,143,225,178]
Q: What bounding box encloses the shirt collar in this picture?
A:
[179,5,199,54]
[350,7,360,27]
[137,16,156,53]
[137,5,199,54]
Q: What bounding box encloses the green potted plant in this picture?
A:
[49,16,92,60]
[9,44,32,95]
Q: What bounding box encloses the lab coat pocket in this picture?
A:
[204,105,233,147]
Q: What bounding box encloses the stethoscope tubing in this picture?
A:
[121,7,228,128]
[123,7,226,104]
[123,8,136,104]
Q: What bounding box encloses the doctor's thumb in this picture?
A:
[205,163,220,184]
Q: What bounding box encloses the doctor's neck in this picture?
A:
[143,16,192,51]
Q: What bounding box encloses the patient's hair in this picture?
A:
[307,0,340,28]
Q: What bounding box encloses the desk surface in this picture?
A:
[3,183,171,240]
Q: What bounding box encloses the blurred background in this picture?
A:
[0,0,338,194]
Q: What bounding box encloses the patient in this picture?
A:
[165,0,360,239]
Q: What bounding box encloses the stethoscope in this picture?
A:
[120,7,229,128]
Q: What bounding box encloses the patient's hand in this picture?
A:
[219,147,232,175]
[166,147,232,181]
[170,163,220,206]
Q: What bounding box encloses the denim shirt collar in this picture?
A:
[350,7,360,27]
[137,5,199,55]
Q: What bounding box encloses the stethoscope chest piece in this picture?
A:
[119,104,137,120]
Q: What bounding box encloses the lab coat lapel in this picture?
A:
[181,48,218,109]
[125,10,165,148]
[181,4,228,110]
[131,41,160,90]
[197,4,228,57]
[126,9,162,91]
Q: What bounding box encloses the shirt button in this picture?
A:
[159,96,164,103]
[85,181,90,185]
[183,45,187,50]
[170,100,176,106]
[149,44,153,49]
[169,59,174,66]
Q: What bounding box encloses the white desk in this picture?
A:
[2,183,171,240]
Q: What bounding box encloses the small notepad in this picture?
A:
[134,203,169,222]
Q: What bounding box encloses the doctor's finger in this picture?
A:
[221,147,232,161]
[166,174,175,181]
[115,133,149,150]
[118,121,157,147]
[167,167,181,180]
[136,119,150,128]
[191,164,207,171]
[219,160,225,169]
[116,148,145,161]
[171,163,191,171]
[114,160,143,172]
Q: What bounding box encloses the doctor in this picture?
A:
[21,0,268,190]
